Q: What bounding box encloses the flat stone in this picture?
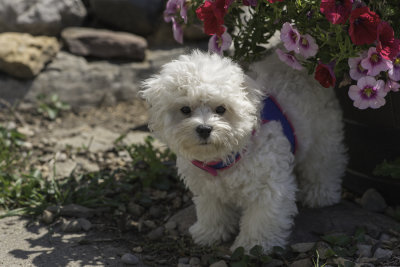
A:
[263,259,284,267]
[1,48,187,108]
[360,188,387,213]
[0,0,87,36]
[62,27,147,61]
[89,0,164,36]
[0,33,59,79]
[47,204,95,218]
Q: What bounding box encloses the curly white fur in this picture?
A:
[140,50,347,252]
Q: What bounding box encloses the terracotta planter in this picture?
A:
[335,86,400,205]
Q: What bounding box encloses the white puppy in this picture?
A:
[140,50,347,252]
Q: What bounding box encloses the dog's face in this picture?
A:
[141,51,262,162]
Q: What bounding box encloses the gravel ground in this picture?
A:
[0,100,400,267]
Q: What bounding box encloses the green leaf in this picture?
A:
[231,246,245,261]
[249,245,263,257]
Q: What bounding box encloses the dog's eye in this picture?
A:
[180,106,191,115]
[215,106,226,114]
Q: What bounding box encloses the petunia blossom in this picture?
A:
[243,0,257,6]
[267,0,283,3]
[298,34,318,58]
[361,47,392,76]
[314,61,336,88]
[172,19,183,44]
[196,0,228,36]
[208,27,232,55]
[320,0,353,25]
[384,79,400,93]
[164,0,187,44]
[276,49,303,70]
[280,22,300,52]
[164,0,187,23]
[388,52,400,81]
[377,21,400,61]
[348,52,368,80]
[349,7,380,45]
[348,76,386,109]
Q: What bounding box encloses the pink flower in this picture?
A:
[348,76,386,109]
[164,0,187,23]
[164,0,187,44]
[376,21,400,60]
[208,27,232,55]
[268,0,283,3]
[298,34,318,58]
[361,47,392,76]
[320,0,353,25]
[276,49,303,70]
[388,52,400,81]
[280,22,300,52]
[172,19,183,44]
[384,79,400,93]
[348,52,368,80]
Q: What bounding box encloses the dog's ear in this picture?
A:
[139,75,168,138]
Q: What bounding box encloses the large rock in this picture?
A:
[61,27,147,61]
[0,0,87,36]
[0,48,188,109]
[89,0,164,36]
[0,33,60,79]
[168,201,400,244]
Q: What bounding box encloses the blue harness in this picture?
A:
[192,96,297,176]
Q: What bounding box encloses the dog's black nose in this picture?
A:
[196,125,213,139]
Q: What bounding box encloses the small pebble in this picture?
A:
[149,206,162,218]
[41,210,54,224]
[290,242,315,253]
[209,260,228,267]
[143,220,156,229]
[189,257,201,266]
[121,253,139,265]
[360,188,387,212]
[263,259,284,267]
[373,247,392,259]
[178,257,189,264]
[147,226,164,240]
[127,202,145,217]
[165,221,177,230]
[77,218,92,231]
[289,258,312,267]
[132,246,143,253]
[357,244,372,258]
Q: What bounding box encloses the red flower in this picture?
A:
[267,0,283,3]
[349,7,380,45]
[196,0,228,36]
[377,21,400,60]
[320,0,352,24]
[314,62,336,88]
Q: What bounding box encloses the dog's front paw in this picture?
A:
[189,221,233,246]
